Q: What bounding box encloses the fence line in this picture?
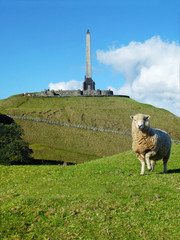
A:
[8,115,180,143]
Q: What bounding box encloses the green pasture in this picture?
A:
[16,119,131,163]
[0,95,180,164]
[0,95,180,138]
[1,144,179,239]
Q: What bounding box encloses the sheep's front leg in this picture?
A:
[140,161,146,175]
[136,153,145,175]
[145,151,157,171]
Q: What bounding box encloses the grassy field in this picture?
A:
[1,143,180,239]
[0,95,180,138]
[0,95,180,164]
[16,119,131,163]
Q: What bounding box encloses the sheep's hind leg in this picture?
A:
[163,150,170,173]
[136,153,145,175]
[151,160,156,171]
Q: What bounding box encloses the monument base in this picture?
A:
[83,76,95,91]
[32,89,115,97]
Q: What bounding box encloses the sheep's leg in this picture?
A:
[140,161,146,175]
[145,151,157,171]
[136,153,145,175]
[163,150,170,173]
[151,160,156,171]
[163,161,168,173]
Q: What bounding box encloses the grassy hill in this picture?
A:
[1,95,180,239]
[1,144,180,239]
[0,95,180,163]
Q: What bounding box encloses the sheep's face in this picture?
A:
[130,114,150,131]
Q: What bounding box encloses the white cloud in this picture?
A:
[97,36,180,116]
[48,80,82,91]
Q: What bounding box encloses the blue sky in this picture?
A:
[0,0,180,115]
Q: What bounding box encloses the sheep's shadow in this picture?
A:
[167,169,180,174]
[157,169,180,174]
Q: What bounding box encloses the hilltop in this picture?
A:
[0,94,179,163]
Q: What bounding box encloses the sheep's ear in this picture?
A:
[130,115,134,119]
[145,115,150,120]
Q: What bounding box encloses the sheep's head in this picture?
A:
[130,113,150,131]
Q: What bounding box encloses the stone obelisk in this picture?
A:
[86,29,92,79]
[83,29,95,91]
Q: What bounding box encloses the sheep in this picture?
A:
[130,113,171,175]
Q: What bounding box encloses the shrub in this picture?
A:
[0,122,33,165]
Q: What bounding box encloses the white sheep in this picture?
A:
[130,113,171,175]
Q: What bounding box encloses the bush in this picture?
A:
[0,122,33,165]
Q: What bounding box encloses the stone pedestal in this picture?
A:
[83,77,95,91]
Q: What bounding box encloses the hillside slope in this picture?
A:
[1,144,180,239]
[0,95,179,163]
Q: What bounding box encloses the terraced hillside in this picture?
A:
[0,95,179,163]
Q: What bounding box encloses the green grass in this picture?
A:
[0,95,180,138]
[16,119,131,163]
[0,95,179,164]
[0,144,179,239]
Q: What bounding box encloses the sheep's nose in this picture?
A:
[138,124,143,129]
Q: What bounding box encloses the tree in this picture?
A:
[0,120,33,165]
